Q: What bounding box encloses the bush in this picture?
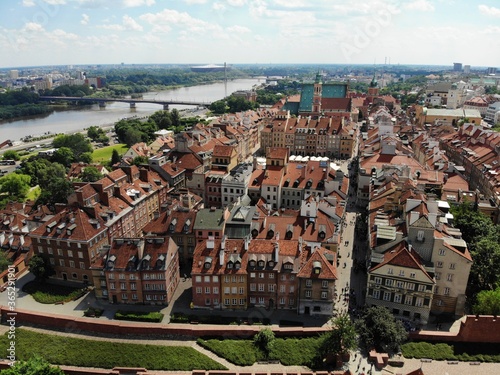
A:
[114,310,164,323]
[22,281,86,304]
[84,307,104,318]
[198,339,262,366]
[401,341,500,362]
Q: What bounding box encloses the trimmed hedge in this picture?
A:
[402,341,500,362]
[22,281,87,304]
[114,310,164,323]
[170,312,270,325]
[0,329,226,370]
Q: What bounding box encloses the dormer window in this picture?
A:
[313,261,322,274]
[227,262,233,269]
[249,260,256,267]
[251,229,258,238]
[267,230,274,239]
[235,262,241,270]
[319,231,326,239]
[268,261,274,268]
[258,260,265,268]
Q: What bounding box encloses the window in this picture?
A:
[224,287,230,294]
[250,297,256,304]
[269,272,274,279]
[372,289,380,299]
[239,287,244,294]
[78,251,83,259]
[322,280,329,288]
[205,287,210,294]
[213,287,219,294]
[204,276,210,282]
[258,284,264,292]
[444,287,450,295]
[396,281,405,289]
[405,295,413,305]
[435,272,441,280]
[130,283,136,290]
[374,277,382,285]
[268,284,275,292]
[281,274,286,281]
[57,249,63,256]
[79,262,85,269]
[280,285,286,293]
[418,284,426,292]
[108,274,114,279]
[447,274,453,282]
[321,291,328,299]
[449,263,456,270]
[59,259,65,267]
[122,293,128,300]
[196,287,202,294]
[224,298,230,306]
[250,272,256,278]
[132,293,138,300]
[387,268,393,275]
[280,297,285,305]
[232,298,237,305]
[231,287,237,294]
[258,297,265,305]
[239,298,245,305]
[415,297,423,307]
[250,283,256,291]
[110,282,115,290]
[399,270,405,277]
[406,283,415,291]
[224,276,230,282]
[195,276,201,282]
[120,282,126,290]
[305,279,312,287]
[213,276,218,282]
[305,290,312,298]
[69,260,75,268]
[436,261,443,268]
[385,279,394,287]
[259,272,265,278]
[435,286,439,294]
[410,273,416,279]
[394,294,402,303]
[436,299,444,306]
[439,249,446,256]
[383,291,391,301]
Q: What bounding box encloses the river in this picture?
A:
[0,78,263,141]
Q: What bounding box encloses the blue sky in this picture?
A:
[1,0,499,68]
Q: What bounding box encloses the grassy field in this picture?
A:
[92,144,127,163]
[22,281,86,304]
[0,329,226,370]
[198,336,326,367]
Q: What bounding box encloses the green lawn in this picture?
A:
[114,310,164,323]
[198,336,326,367]
[92,144,127,163]
[0,329,226,370]
[22,281,87,304]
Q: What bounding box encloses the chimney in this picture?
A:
[244,235,250,251]
[274,242,279,261]
[221,235,226,250]
[301,165,306,179]
[275,231,280,240]
[299,237,303,253]
[219,248,225,266]
[137,239,145,260]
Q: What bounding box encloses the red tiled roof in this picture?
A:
[297,247,337,280]
[212,144,234,158]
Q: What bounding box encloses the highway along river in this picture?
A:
[0,78,262,141]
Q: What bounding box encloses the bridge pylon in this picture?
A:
[163,104,169,110]
[130,102,136,108]
[99,102,106,108]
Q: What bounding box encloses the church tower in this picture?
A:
[313,71,322,114]
[368,74,379,97]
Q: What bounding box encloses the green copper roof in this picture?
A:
[298,83,347,112]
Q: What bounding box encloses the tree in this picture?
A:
[87,125,102,141]
[253,328,275,358]
[18,158,66,189]
[80,166,103,182]
[149,110,172,129]
[355,306,408,352]
[51,147,74,167]
[52,133,92,160]
[473,287,500,315]
[0,250,10,272]
[36,178,74,206]
[0,173,31,201]
[1,356,64,375]
[132,156,148,166]
[323,314,358,357]
[170,108,181,128]
[209,100,228,114]
[28,254,55,283]
[2,150,20,161]
[111,149,121,165]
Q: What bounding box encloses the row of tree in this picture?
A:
[450,202,500,310]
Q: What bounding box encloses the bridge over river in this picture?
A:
[39,96,213,110]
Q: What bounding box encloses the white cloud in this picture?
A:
[23,22,45,32]
[22,0,36,6]
[272,0,307,8]
[140,8,211,34]
[227,0,247,6]
[183,0,208,4]
[123,0,155,7]
[212,2,226,12]
[478,4,500,17]
[122,15,143,31]
[226,25,251,33]
[80,13,90,25]
[100,15,143,31]
[405,0,435,12]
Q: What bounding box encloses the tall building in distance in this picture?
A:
[9,70,19,79]
[453,63,462,72]
[463,65,471,74]
[487,67,497,75]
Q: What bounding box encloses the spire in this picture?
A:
[370,73,378,88]
[315,70,322,84]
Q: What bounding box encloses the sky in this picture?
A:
[1,0,500,68]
